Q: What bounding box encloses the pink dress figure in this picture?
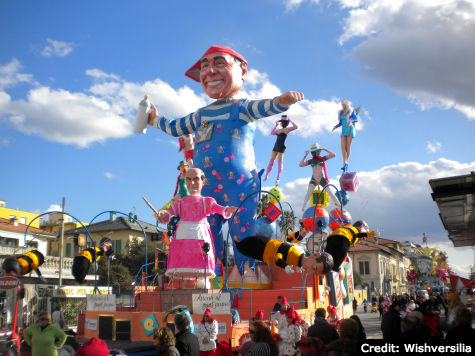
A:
[157,168,237,283]
[161,195,232,280]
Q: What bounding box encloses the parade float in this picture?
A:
[405,243,450,295]
[74,45,367,353]
[74,186,360,348]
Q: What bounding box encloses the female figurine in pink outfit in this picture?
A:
[157,168,238,282]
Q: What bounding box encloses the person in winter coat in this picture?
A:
[271,296,290,332]
[196,307,218,356]
[153,327,180,356]
[308,308,339,345]
[327,318,359,356]
[381,300,402,341]
[23,312,67,356]
[245,320,279,356]
[280,307,302,356]
[174,313,200,356]
[445,307,475,345]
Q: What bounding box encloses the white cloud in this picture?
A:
[0,58,37,90]
[279,158,475,276]
[0,61,209,147]
[426,141,441,153]
[40,38,75,57]
[85,69,120,81]
[338,0,475,119]
[242,70,361,137]
[283,0,320,11]
[280,158,475,240]
[4,86,131,148]
[1,59,359,147]
[104,172,118,180]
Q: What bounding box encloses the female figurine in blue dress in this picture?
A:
[332,100,360,172]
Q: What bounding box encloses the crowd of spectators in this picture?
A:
[69,291,473,356]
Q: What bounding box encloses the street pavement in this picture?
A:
[352,307,383,339]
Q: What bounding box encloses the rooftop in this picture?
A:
[0,217,56,237]
[64,216,166,235]
[429,172,475,247]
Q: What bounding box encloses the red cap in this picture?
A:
[327,305,337,316]
[75,337,109,356]
[202,307,213,323]
[254,310,264,319]
[185,45,247,82]
[285,306,296,319]
[281,296,288,306]
[286,307,300,325]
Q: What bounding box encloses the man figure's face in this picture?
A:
[185,168,204,195]
[301,253,325,275]
[199,52,247,99]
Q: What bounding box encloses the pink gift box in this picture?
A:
[340,172,359,192]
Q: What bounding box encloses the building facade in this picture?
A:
[349,236,411,297]
[0,200,41,229]
[63,214,167,258]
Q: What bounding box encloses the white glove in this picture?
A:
[285,265,295,274]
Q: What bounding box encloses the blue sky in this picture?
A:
[1,0,474,276]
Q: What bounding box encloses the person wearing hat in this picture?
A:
[332,100,360,172]
[174,312,200,356]
[75,337,110,356]
[196,307,218,355]
[270,296,291,332]
[326,305,342,331]
[263,114,298,186]
[299,143,337,211]
[233,234,334,275]
[252,310,265,321]
[280,307,302,356]
[147,45,304,273]
[23,311,67,356]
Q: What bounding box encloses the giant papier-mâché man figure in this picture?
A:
[147,45,304,272]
